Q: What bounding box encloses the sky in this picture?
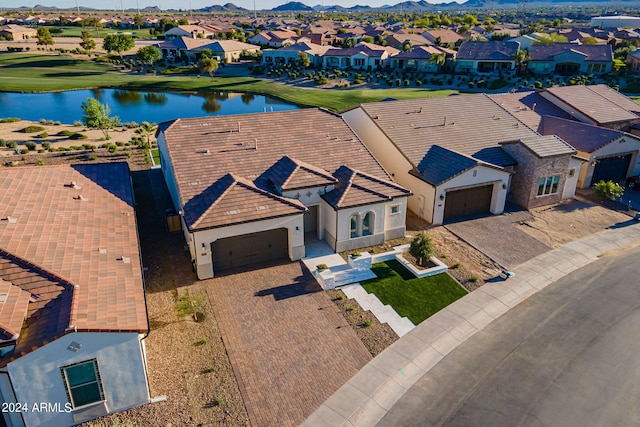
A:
[1,0,405,11]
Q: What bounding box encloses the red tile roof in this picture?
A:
[0,163,148,361]
[266,156,337,191]
[0,278,31,341]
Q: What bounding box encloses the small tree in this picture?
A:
[79,31,96,55]
[134,14,143,30]
[409,233,434,267]
[594,180,624,201]
[297,51,311,68]
[37,27,54,47]
[136,45,162,67]
[103,34,135,59]
[199,57,219,81]
[81,98,121,140]
[135,121,157,146]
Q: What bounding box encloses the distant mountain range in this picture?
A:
[7,0,639,13]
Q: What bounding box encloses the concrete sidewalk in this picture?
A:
[302,220,640,427]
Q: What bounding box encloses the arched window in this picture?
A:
[362,212,373,236]
[350,215,358,238]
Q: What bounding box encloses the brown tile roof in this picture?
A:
[586,84,640,116]
[161,109,396,229]
[0,164,148,348]
[542,85,639,125]
[538,115,626,153]
[423,29,463,44]
[0,278,31,341]
[322,166,411,209]
[266,156,337,191]
[358,94,539,169]
[0,249,73,365]
[186,173,307,230]
[508,135,576,158]
[489,91,572,131]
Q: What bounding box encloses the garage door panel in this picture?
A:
[591,154,631,184]
[444,185,493,221]
[212,228,289,271]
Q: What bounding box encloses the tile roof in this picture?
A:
[529,43,613,62]
[586,84,640,116]
[322,166,411,209]
[266,156,337,191]
[511,135,577,158]
[542,85,639,125]
[392,45,455,60]
[358,93,539,170]
[456,41,520,61]
[155,37,212,51]
[324,42,398,58]
[0,164,147,344]
[199,39,260,53]
[185,173,307,230]
[415,145,481,185]
[538,115,625,153]
[271,41,333,55]
[422,29,464,44]
[489,91,572,131]
[0,278,31,342]
[160,109,398,229]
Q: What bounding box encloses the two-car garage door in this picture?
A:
[591,154,632,185]
[211,228,289,271]
[443,185,493,222]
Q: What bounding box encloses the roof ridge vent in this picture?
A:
[65,181,81,189]
[1,216,17,223]
[73,194,88,201]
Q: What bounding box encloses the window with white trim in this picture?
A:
[61,359,105,409]
[537,175,560,196]
[390,205,400,215]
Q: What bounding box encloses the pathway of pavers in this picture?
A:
[204,261,372,427]
[303,220,640,427]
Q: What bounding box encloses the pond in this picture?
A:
[0,89,300,124]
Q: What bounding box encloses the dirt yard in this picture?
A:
[0,119,141,156]
[514,198,632,248]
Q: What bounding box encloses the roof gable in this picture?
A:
[185,173,307,230]
[266,156,337,191]
[457,41,519,61]
[538,115,626,153]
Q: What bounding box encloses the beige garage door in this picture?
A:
[211,228,289,271]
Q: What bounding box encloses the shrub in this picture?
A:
[316,263,328,271]
[488,78,508,90]
[534,81,543,89]
[452,262,461,269]
[88,155,98,160]
[56,130,76,137]
[0,118,20,123]
[315,77,329,85]
[7,141,18,149]
[107,144,118,154]
[42,142,51,150]
[18,126,45,133]
[69,133,88,140]
[469,276,479,283]
[25,141,37,151]
[594,180,624,201]
[0,139,5,147]
[37,158,44,166]
[362,319,372,328]
[35,132,48,139]
[73,121,83,127]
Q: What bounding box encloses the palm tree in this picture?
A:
[135,121,157,146]
[429,53,446,71]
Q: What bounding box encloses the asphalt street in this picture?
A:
[379,244,640,427]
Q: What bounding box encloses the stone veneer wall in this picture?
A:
[502,142,571,209]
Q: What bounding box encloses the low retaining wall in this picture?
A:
[371,244,448,278]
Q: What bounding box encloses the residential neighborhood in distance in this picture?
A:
[1,2,640,426]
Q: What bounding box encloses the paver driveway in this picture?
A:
[204,261,372,427]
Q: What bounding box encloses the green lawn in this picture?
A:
[53,26,154,38]
[150,148,160,166]
[362,260,467,325]
[0,53,458,112]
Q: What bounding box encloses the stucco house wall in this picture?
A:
[1,332,148,427]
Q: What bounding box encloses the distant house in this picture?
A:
[195,40,261,63]
[155,37,212,61]
[528,43,613,75]
[164,25,215,39]
[323,42,399,69]
[262,42,332,66]
[456,41,520,73]
[391,45,456,72]
[155,37,259,63]
[156,109,410,279]
[0,24,37,40]
[383,33,432,50]
[422,29,464,46]
[628,50,640,74]
[590,15,640,28]
[343,94,580,224]
[248,30,305,47]
[0,163,149,427]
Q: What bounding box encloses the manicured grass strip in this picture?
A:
[362,260,467,325]
[150,148,160,166]
[0,54,459,112]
